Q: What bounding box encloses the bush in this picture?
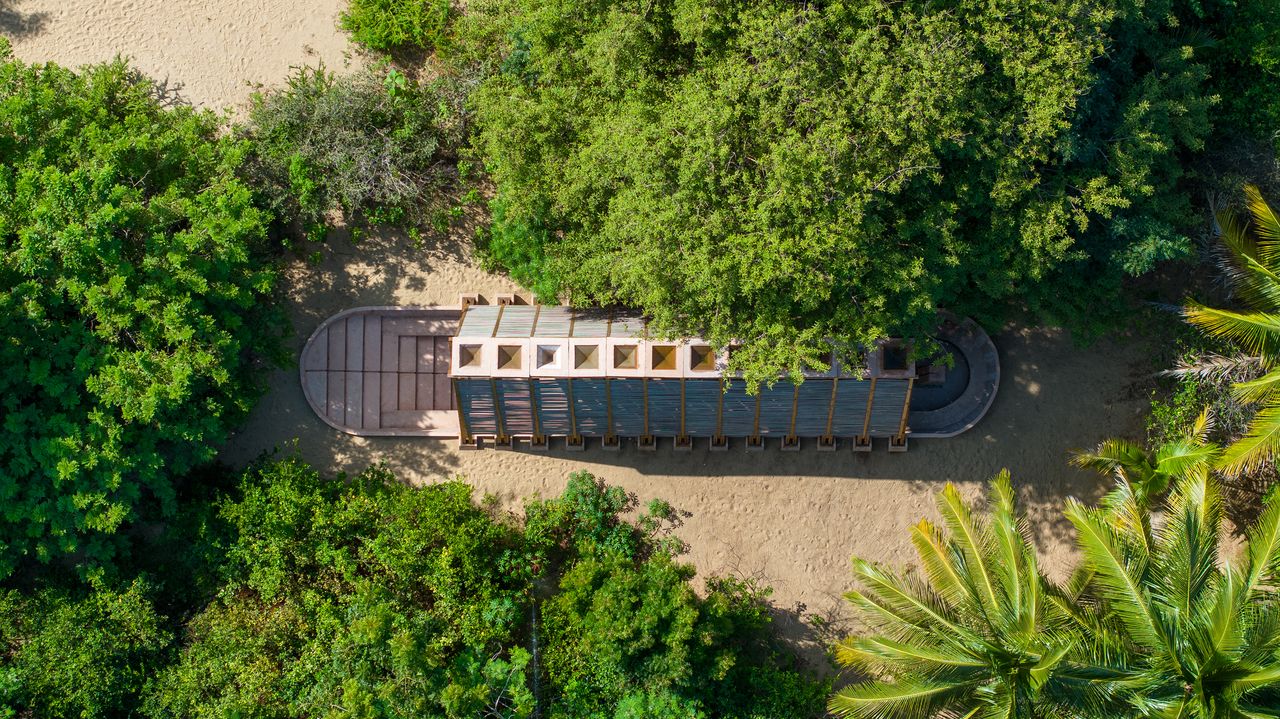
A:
[463,0,1214,383]
[142,461,826,718]
[341,0,454,54]
[0,581,171,718]
[244,63,468,231]
[0,47,285,576]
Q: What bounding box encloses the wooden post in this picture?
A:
[824,377,839,440]
[454,378,472,445]
[567,378,580,443]
[529,377,543,444]
[490,378,508,444]
[896,377,915,444]
[859,378,877,445]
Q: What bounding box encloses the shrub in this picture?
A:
[463,0,1214,383]
[0,581,170,718]
[244,64,468,231]
[340,0,453,54]
[0,47,285,575]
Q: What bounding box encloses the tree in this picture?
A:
[830,473,1109,719]
[0,44,285,575]
[1064,471,1280,716]
[1184,186,1280,474]
[462,0,1212,384]
[1071,409,1221,508]
[243,63,469,233]
[145,458,534,719]
[0,580,171,718]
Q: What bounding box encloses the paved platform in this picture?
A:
[300,307,999,442]
[300,306,462,437]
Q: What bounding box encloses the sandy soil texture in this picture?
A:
[220,224,1155,664]
[4,3,1155,666]
[3,0,352,110]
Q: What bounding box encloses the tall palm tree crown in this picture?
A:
[1185,185,1280,474]
[830,473,1111,719]
[1063,470,1280,718]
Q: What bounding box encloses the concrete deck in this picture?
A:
[300,306,462,437]
[300,307,999,442]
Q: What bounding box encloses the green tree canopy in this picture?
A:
[141,462,826,719]
[463,0,1212,383]
[0,43,285,575]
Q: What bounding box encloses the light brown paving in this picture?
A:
[301,308,460,436]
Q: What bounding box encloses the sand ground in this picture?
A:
[220,224,1155,663]
[3,0,352,111]
[5,3,1155,665]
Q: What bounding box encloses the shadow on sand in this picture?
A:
[0,1,47,38]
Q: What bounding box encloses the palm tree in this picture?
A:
[830,472,1114,719]
[1071,409,1219,509]
[1064,470,1280,717]
[1184,185,1280,474]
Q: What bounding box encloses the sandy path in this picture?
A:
[220,224,1155,663]
[3,0,351,110]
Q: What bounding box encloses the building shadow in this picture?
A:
[0,1,48,38]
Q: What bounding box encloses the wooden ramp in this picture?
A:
[300,307,462,437]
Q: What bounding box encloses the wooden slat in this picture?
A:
[327,318,346,371]
[399,336,416,373]
[416,373,435,410]
[381,317,455,336]
[302,328,328,371]
[363,315,381,372]
[327,370,346,421]
[381,372,398,411]
[362,371,380,429]
[305,370,327,408]
[434,336,451,373]
[344,371,363,428]
[398,373,416,410]
[345,316,364,373]
[381,326,398,373]
[435,374,452,410]
[417,336,435,374]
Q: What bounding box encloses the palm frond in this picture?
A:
[910,520,973,609]
[835,635,986,673]
[1064,499,1162,649]
[1217,402,1280,475]
[1185,303,1280,359]
[938,483,1000,612]
[1162,353,1266,384]
[828,678,974,719]
[1246,184,1280,251]
[1242,491,1280,597]
[1233,367,1280,404]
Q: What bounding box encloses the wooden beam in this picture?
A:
[453,378,471,444]
[897,377,915,442]
[860,378,877,443]
[824,378,839,439]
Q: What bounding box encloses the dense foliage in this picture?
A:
[244,63,469,233]
[833,466,1280,718]
[0,41,284,576]
[1182,187,1280,474]
[0,460,825,718]
[462,0,1213,382]
[341,0,454,54]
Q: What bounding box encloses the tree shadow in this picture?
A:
[0,0,47,38]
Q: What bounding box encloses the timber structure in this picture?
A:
[300,298,999,451]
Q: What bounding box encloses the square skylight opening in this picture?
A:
[497,345,522,371]
[574,344,600,370]
[690,345,716,371]
[612,344,638,370]
[651,345,677,371]
[458,344,483,369]
[536,344,563,370]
